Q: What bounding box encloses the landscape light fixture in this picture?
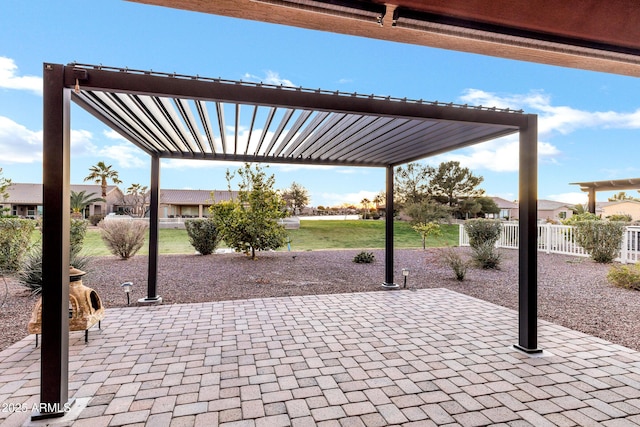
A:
[402,268,409,289]
[120,282,133,305]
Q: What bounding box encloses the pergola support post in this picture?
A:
[382,164,398,289]
[514,114,542,354]
[139,154,162,304]
[588,188,596,214]
[34,63,73,420]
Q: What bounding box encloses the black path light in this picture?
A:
[120,282,133,305]
[402,268,410,289]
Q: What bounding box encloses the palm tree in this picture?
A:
[84,161,122,197]
[70,191,105,219]
[361,197,371,219]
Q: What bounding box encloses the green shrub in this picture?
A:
[464,219,501,247]
[471,242,502,269]
[464,219,502,269]
[0,218,36,273]
[440,247,468,281]
[574,220,625,263]
[607,214,632,222]
[607,263,640,291]
[98,220,147,260]
[17,245,89,295]
[561,212,599,226]
[353,251,375,264]
[89,214,104,226]
[185,218,221,255]
[70,219,88,253]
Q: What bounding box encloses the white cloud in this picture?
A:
[442,88,640,173]
[71,129,98,157]
[430,137,560,173]
[0,57,42,95]
[459,88,640,136]
[99,143,147,168]
[0,116,107,164]
[242,70,295,87]
[0,116,42,163]
[545,192,587,205]
[103,129,126,141]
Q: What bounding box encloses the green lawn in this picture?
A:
[77,220,459,255]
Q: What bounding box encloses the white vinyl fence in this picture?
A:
[459,222,640,263]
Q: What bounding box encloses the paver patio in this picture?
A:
[1,288,640,426]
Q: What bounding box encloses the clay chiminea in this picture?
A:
[28,266,105,345]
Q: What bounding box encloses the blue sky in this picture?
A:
[2,1,640,207]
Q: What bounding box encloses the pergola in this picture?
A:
[40,62,538,417]
[572,178,640,213]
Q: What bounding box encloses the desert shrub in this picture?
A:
[0,218,36,273]
[70,219,88,253]
[464,219,502,269]
[15,218,89,293]
[89,214,105,226]
[440,247,468,281]
[471,242,502,269]
[607,263,640,291]
[574,220,625,263]
[185,218,221,255]
[17,245,89,295]
[353,251,375,264]
[99,220,147,260]
[464,219,501,247]
[607,214,632,222]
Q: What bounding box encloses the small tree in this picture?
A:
[360,198,371,219]
[412,221,442,250]
[281,182,310,215]
[99,220,147,260]
[123,184,149,218]
[574,220,625,263]
[70,190,104,219]
[403,200,450,224]
[394,162,433,206]
[210,164,287,260]
[185,218,221,255]
[464,219,502,269]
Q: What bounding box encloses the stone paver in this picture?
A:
[1,288,640,425]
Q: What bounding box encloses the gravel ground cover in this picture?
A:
[1,247,639,353]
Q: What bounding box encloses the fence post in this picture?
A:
[545,223,551,254]
[459,223,464,246]
[621,229,628,264]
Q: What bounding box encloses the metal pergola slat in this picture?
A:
[39,62,540,420]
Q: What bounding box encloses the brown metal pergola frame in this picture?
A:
[40,62,538,418]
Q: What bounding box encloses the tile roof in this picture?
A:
[4,183,116,204]
[537,199,573,210]
[489,196,517,209]
[159,189,238,205]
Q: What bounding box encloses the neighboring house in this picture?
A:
[597,200,640,221]
[2,183,123,219]
[159,189,238,218]
[487,196,518,220]
[537,199,574,222]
